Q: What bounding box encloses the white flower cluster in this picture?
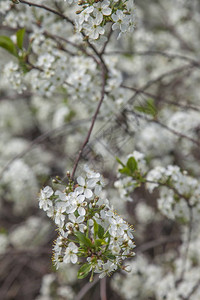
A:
[146,165,200,221]
[36,274,75,300]
[3,61,27,94]
[114,151,147,202]
[74,0,135,41]
[112,236,200,300]
[0,1,11,14]
[1,159,38,215]
[111,254,162,300]
[38,165,135,279]
[1,1,132,116]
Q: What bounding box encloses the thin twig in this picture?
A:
[180,279,200,300]
[45,32,101,66]
[176,207,193,286]
[105,50,200,67]
[100,25,113,56]
[74,275,99,300]
[121,85,200,112]
[18,0,74,25]
[0,257,30,299]
[136,236,181,253]
[142,64,195,90]
[71,63,107,179]
[100,277,107,300]
[128,110,200,147]
[0,119,90,179]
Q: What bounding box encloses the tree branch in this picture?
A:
[18,0,74,25]
[71,63,107,179]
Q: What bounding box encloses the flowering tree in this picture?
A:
[0,0,200,299]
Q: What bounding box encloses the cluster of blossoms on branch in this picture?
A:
[114,151,148,202]
[1,6,128,111]
[39,165,135,281]
[115,151,200,223]
[71,0,135,41]
[146,165,200,221]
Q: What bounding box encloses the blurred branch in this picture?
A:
[100,25,113,56]
[136,236,181,253]
[127,110,200,147]
[181,279,200,300]
[18,0,74,25]
[0,119,91,179]
[74,275,100,300]
[105,50,200,67]
[121,85,200,112]
[0,257,30,299]
[176,207,193,286]
[141,64,195,90]
[100,277,107,300]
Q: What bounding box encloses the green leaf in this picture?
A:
[127,157,138,173]
[16,28,25,50]
[74,231,93,248]
[105,252,116,260]
[94,238,106,248]
[135,98,157,117]
[116,157,125,167]
[0,36,18,56]
[98,224,105,238]
[119,167,132,176]
[77,263,91,279]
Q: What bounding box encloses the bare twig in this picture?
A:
[74,275,99,300]
[128,110,200,147]
[0,257,30,299]
[136,236,181,253]
[18,0,74,25]
[71,63,107,179]
[100,277,107,300]
[180,279,200,300]
[105,50,200,67]
[100,26,113,56]
[0,119,91,179]
[142,64,195,90]
[176,208,193,286]
[45,32,101,66]
[121,85,200,112]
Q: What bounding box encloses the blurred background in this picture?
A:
[0,0,200,299]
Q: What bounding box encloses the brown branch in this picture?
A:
[45,32,101,66]
[128,110,200,147]
[142,64,195,90]
[145,179,190,202]
[136,236,181,253]
[100,25,113,56]
[71,63,107,179]
[0,119,91,180]
[0,257,30,299]
[100,277,107,300]
[105,50,200,67]
[18,0,74,25]
[74,275,100,300]
[121,85,200,112]
[117,63,197,118]
[180,279,200,300]
[176,208,193,287]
